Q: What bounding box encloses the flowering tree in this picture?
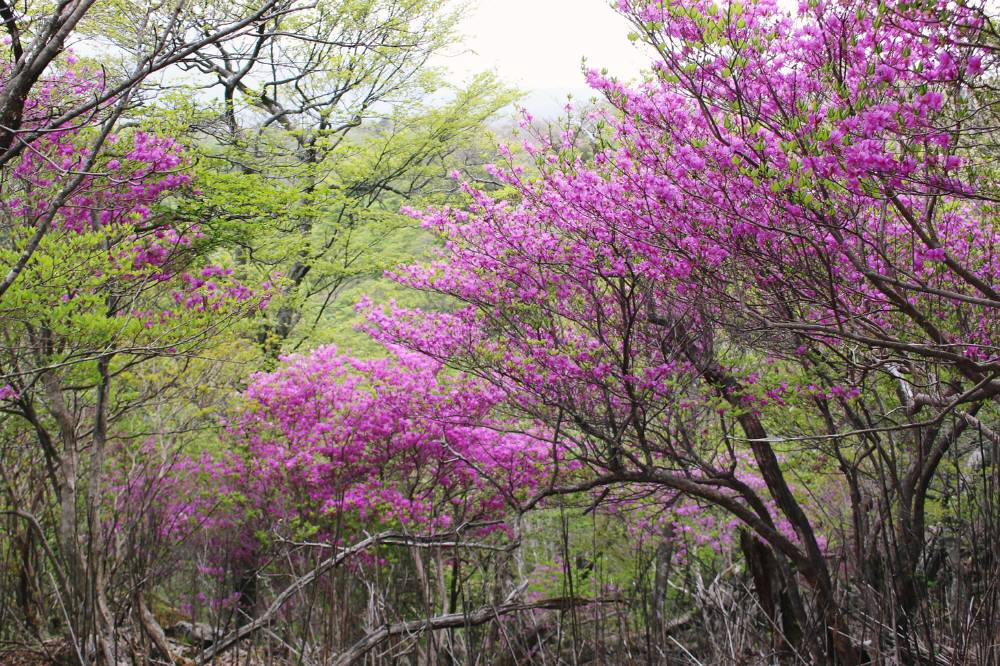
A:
[173,343,554,657]
[0,0,298,302]
[366,0,1000,661]
[0,62,263,662]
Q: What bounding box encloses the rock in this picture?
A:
[165,621,217,648]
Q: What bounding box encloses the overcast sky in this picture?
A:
[438,0,652,114]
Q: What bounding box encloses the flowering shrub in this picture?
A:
[361,0,1000,660]
[229,345,553,537]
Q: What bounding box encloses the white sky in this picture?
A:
[439,0,653,114]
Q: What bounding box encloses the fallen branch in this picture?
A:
[331,585,625,666]
[199,528,495,663]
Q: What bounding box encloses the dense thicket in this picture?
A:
[1,0,999,664]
